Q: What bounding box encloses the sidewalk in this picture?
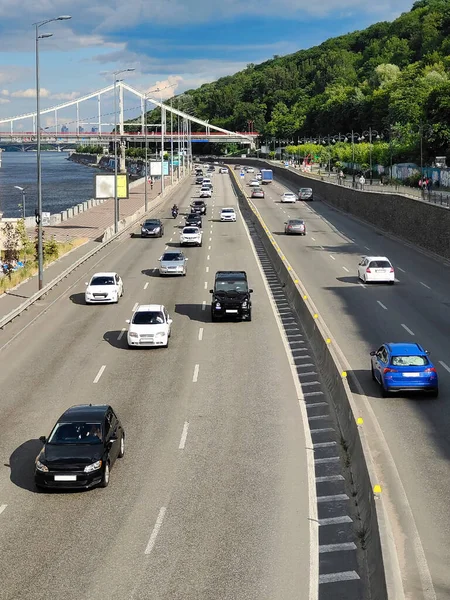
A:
[0,175,178,319]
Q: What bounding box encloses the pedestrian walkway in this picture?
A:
[26,176,170,242]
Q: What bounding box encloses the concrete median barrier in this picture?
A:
[229,167,394,600]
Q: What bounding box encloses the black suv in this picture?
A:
[191,200,207,215]
[185,213,202,227]
[210,271,253,321]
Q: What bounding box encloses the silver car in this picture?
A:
[285,219,307,235]
[158,251,188,276]
[298,187,313,200]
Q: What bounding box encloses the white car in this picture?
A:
[220,207,237,222]
[200,187,212,198]
[249,180,260,187]
[220,167,228,174]
[85,272,123,304]
[358,256,395,284]
[256,173,262,180]
[126,304,172,348]
[246,167,255,173]
[180,226,203,247]
[280,192,297,203]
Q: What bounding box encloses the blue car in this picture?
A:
[370,342,438,398]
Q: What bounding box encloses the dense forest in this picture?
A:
[142,0,450,166]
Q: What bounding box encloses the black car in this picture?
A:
[191,200,207,215]
[210,271,253,321]
[141,219,164,238]
[185,213,202,227]
[195,176,204,185]
[35,404,125,490]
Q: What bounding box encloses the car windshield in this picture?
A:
[369,261,391,268]
[222,209,234,213]
[132,311,165,325]
[162,253,184,261]
[284,193,295,196]
[215,280,248,293]
[289,220,304,225]
[183,228,198,234]
[90,276,115,286]
[193,201,203,205]
[391,355,429,367]
[144,220,159,227]
[48,422,103,444]
[300,188,312,193]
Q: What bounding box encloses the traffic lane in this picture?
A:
[250,177,450,597]
[0,189,215,598]
[127,184,310,600]
[0,176,194,348]
[269,173,450,301]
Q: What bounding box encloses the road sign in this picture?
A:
[42,212,51,226]
[240,173,245,178]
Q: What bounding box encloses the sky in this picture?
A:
[0,0,415,130]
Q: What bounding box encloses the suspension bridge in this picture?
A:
[0,81,258,150]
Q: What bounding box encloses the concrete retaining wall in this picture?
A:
[226,158,450,260]
[229,169,389,600]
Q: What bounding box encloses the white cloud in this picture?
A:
[10,88,51,98]
[0,98,10,104]
[1,89,9,96]
[50,91,81,101]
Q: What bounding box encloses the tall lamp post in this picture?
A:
[34,14,71,290]
[14,186,27,220]
[361,128,379,185]
[113,68,134,234]
[344,131,361,186]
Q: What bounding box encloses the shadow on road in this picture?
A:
[175,303,211,323]
[141,268,160,278]
[103,330,128,350]
[69,293,87,305]
[8,439,43,493]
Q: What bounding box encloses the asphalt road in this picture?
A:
[0,173,311,600]
[244,170,450,600]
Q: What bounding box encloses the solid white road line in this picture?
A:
[132,302,139,311]
[192,364,200,383]
[93,365,106,384]
[198,327,204,341]
[144,507,167,555]
[377,301,388,310]
[0,504,7,515]
[117,328,126,341]
[420,281,431,290]
[342,266,349,272]
[144,282,149,290]
[178,422,190,450]
[439,361,450,374]
[202,301,206,310]
[401,324,415,336]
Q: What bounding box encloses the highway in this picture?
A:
[0,173,311,600]
[243,168,450,600]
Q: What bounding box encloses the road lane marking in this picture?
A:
[207,255,210,260]
[144,507,167,555]
[401,324,415,336]
[192,364,200,383]
[144,282,149,290]
[165,245,169,250]
[132,302,139,311]
[377,301,388,310]
[117,328,126,341]
[439,361,450,374]
[319,571,360,584]
[364,246,370,250]
[319,516,352,525]
[209,237,212,241]
[202,301,206,311]
[342,266,349,272]
[206,266,209,273]
[316,475,344,483]
[397,267,405,273]
[329,255,335,260]
[317,493,349,502]
[420,282,431,290]
[93,365,106,384]
[198,328,204,341]
[359,282,366,289]
[311,237,316,241]
[178,422,190,449]
[204,281,208,289]
[208,245,211,250]
[169,237,173,242]
[0,504,7,515]
[319,543,357,553]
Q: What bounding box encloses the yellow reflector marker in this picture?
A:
[356,417,364,426]
[326,338,331,344]
[342,371,347,378]
[373,484,382,494]
[294,279,299,284]
[287,266,292,271]
[303,295,308,300]
[313,313,318,319]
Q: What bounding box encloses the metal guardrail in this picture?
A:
[0,176,186,331]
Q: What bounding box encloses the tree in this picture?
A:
[2,222,20,279]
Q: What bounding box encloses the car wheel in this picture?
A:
[246,310,252,322]
[100,462,110,488]
[381,383,389,398]
[371,366,376,381]
[364,274,368,283]
[118,435,125,458]
[199,242,202,247]
[115,293,119,304]
[388,281,394,285]
[183,270,187,276]
[163,337,169,348]
[121,287,124,297]
[211,310,217,322]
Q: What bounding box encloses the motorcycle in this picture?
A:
[172,207,179,218]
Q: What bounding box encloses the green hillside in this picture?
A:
[166,0,450,161]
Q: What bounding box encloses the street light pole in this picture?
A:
[34,14,71,291]
[170,98,174,185]
[144,95,148,211]
[160,98,165,195]
[14,186,26,219]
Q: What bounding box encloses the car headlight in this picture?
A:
[154,227,160,232]
[155,331,166,337]
[129,332,138,338]
[215,302,221,308]
[84,460,102,473]
[36,460,48,472]
[242,300,248,308]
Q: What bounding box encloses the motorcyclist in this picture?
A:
[172,204,179,217]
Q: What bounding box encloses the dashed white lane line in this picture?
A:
[342,266,349,272]
[132,302,139,311]
[397,267,405,273]
[117,328,126,341]
[209,237,212,242]
[377,301,388,310]
[93,365,106,384]
[204,281,208,289]
[364,246,370,250]
[329,255,335,260]
[165,245,169,250]
[439,361,450,374]
[144,507,167,555]
[178,422,190,450]
[401,324,415,336]
[208,245,211,250]
[169,237,173,242]
[192,364,200,383]
[311,237,316,241]
[207,255,210,260]
[198,327,204,341]
[205,266,209,273]
[0,504,7,515]
[144,282,149,290]
[359,282,366,289]
[420,281,431,290]
[202,300,206,310]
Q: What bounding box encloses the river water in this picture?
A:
[0,151,97,218]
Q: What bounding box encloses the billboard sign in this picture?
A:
[95,174,129,199]
[149,161,169,176]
